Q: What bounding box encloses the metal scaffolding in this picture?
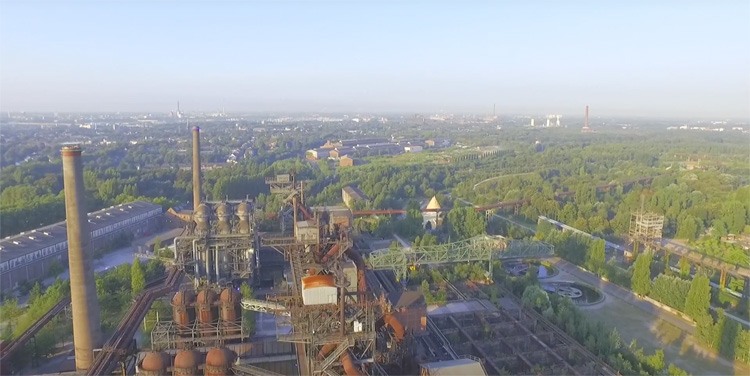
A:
[172,200,256,284]
[150,315,247,350]
[628,211,664,255]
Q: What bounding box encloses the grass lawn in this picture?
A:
[579,287,749,375]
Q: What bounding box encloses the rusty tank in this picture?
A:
[173,349,200,376]
[196,288,218,337]
[171,289,196,328]
[235,201,251,234]
[215,202,232,235]
[194,203,210,235]
[219,287,241,335]
[138,351,169,376]
[204,347,235,376]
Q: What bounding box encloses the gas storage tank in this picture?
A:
[216,202,232,235]
[173,349,200,376]
[235,201,251,234]
[194,203,210,235]
[301,275,337,306]
[196,288,218,337]
[138,351,169,376]
[219,288,241,335]
[171,289,196,327]
[204,347,235,376]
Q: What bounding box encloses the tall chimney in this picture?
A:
[61,145,101,371]
[192,126,202,211]
[585,105,589,129]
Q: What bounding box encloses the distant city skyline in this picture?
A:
[1,1,748,119]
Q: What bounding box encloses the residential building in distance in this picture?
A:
[339,155,354,167]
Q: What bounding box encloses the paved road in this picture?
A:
[550,257,697,334]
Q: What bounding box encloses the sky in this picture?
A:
[0,0,748,118]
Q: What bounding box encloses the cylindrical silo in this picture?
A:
[194,203,210,236]
[219,288,241,335]
[204,347,235,376]
[171,289,196,328]
[196,288,217,337]
[138,351,169,376]
[61,145,102,371]
[216,202,231,235]
[173,349,200,376]
[235,201,251,234]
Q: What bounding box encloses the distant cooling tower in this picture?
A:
[61,145,102,370]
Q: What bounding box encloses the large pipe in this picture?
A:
[214,246,220,282]
[340,352,362,376]
[61,145,102,371]
[192,126,202,212]
[383,314,405,341]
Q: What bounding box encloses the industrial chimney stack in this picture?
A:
[585,105,589,128]
[192,126,202,211]
[582,105,592,133]
[61,145,102,371]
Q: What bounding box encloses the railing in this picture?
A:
[232,363,287,376]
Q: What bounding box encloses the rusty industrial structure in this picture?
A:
[6,129,643,376]
[61,144,103,371]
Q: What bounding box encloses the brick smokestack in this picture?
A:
[192,126,202,212]
[61,145,101,371]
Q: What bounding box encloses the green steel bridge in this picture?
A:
[364,235,554,279]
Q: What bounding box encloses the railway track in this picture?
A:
[86,268,183,376]
[0,296,71,362]
[442,278,468,301]
[0,273,169,366]
[372,270,399,295]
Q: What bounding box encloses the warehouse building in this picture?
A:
[0,201,163,293]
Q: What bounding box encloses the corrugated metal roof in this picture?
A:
[0,201,161,261]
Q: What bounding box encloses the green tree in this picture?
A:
[447,206,486,240]
[677,257,691,279]
[240,282,253,299]
[521,285,550,311]
[676,214,701,241]
[28,282,43,305]
[239,282,256,335]
[152,237,162,253]
[668,364,689,376]
[684,274,711,323]
[631,252,652,296]
[586,239,606,274]
[131,259,146,296]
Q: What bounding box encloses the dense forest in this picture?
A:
[2,125,748,267]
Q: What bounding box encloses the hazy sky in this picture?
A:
[1,1,748,118]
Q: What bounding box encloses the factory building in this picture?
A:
[0,201,163,293]
[342,186,371,209]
